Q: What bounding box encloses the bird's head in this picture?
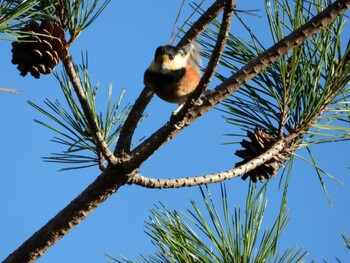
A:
[149,44,192,73]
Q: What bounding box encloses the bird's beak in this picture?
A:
[159,55,168,71]
[160,63,167,71]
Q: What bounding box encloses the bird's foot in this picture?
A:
[191,98,203,106]
[173,120,185,130]
[171,105,186,129]
[172,104,184,115]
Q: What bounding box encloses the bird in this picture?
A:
[144,44,201,113]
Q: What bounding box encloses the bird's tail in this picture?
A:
[188,44,202,75]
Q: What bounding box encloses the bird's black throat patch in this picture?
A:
[145,68,186,87]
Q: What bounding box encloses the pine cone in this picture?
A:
[11,20,68,79]
[235,128,289,182]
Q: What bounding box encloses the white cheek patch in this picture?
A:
[164,54,187,71]
[173,54,186,68]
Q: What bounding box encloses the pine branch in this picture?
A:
[3,168,130,263]
[61,56,117,165]
[115,86,153,153]
[177,0,226,47]
[127,136,289,188]
[174,0,236,116]
[195,0,235,98]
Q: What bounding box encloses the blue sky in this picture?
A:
[1,1,350,262]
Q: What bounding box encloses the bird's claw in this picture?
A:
[174,120,185,129]
[191,98,203,106]
[172,104,184,115]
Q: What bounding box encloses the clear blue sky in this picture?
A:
[1,1,349,262]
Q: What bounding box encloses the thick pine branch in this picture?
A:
[3,168,130,263]
[3,0,350,262]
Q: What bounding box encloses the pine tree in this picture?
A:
[1,0,349,262]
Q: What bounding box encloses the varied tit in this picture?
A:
[144,44,201,107]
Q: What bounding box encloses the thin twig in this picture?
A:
[172,0,235,124]
[171,0,206,45]
[0,87,22,94]
[170,0,187,45]
[195,0,235,97]
[128,137,287,188]
[177,0,226,47]
[115,86,154,153]
[278,56,293,138]
[62,56,117,165]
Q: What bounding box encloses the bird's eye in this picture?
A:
[178,49,185,56]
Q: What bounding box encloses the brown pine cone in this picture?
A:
[11,20,68,79]
[235,128,290,182]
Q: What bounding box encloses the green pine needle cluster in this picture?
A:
[0,0,110,43]
[200,0,350,144]
[107,183,308,263]
[0,0,42,36]
[342,232,350,250]
[198,0,349,194]
[34,0,111,42]
[28,57,131,170]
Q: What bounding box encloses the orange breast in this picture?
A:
[144,65,200,104]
